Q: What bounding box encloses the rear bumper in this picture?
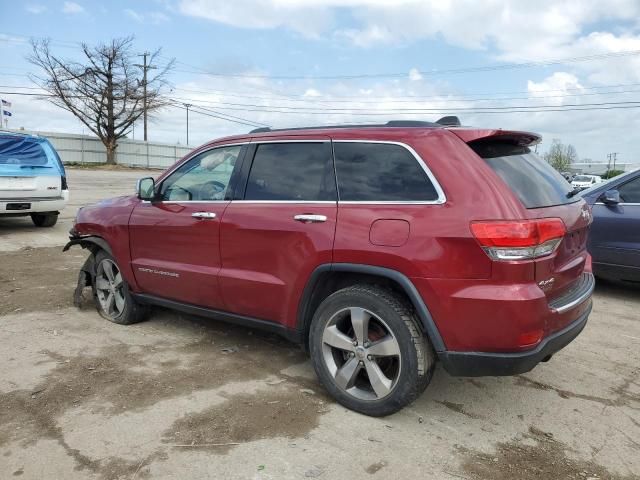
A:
[0,190,69,214]
[439,301,591,376]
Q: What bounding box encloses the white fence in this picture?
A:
[10,129,193,169]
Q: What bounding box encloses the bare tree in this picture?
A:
[544,138,578,172]
[28,37,173,164]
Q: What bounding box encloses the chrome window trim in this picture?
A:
[331,140,446,205]
[249,139,330,144]
[232,200,336,204]
[594,202,640,206]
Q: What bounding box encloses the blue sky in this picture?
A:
[1,1,640,163]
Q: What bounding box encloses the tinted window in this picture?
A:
[618,176,640,203]
[472,142,575,209]
[161,145,241,201]
[245,143,335,201]
[333,142,439,201]
[0,136,49,166]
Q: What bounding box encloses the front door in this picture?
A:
[129,144,246,309]
[590,174,640,275]
[219,138,337,328]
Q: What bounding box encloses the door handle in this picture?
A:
[192,212,217,219]
[294,214,327,223]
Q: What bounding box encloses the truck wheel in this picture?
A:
[31,213,58,227]
[93,250,147,325]
[309,284,435,416]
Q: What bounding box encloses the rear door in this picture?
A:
[219,138,337,327]
[589,174,640,274]
[129,144,246,309]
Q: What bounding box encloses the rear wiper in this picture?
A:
[19,165,53,168]
[566,187,581,198]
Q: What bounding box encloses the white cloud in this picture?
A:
[408,68,422,81]
[125,9,170,24]
[124,9,144,22]
[26,4,47,14]
[62,1,84,14]
[179,0,334,37]
[528,72,583,105]
[178,0,640,86]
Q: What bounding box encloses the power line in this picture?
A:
[163,50,640,80]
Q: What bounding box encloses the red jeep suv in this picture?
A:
[66,119,594,416]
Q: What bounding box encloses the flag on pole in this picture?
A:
[2,111,12,117]
[1,99,11,107]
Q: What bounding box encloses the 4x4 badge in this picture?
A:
[538,278,555,291]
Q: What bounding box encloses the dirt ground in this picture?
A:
[0,168,639,479]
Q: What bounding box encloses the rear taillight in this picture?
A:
[61,176,68,190]
[470,218,566,261]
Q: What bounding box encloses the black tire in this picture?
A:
[31,212,58,227]
[92,250,147,325]
[309,284,435,416]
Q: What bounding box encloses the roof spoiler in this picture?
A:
[452,129,541,147]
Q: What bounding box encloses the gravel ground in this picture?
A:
[0,167,638,479]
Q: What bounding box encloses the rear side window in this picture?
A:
[0,136,49,166]
[471,141,575,209]
[333,142,439,202]
[245,142,336,201]
[618,176,640,203]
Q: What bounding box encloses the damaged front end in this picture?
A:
[63,228,110,308]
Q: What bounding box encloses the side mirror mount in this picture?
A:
[136,177,156,201]
[601,189,620,205]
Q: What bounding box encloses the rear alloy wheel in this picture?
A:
[30,212,58,227]
[93,250,147,325]
[310,285,435,416]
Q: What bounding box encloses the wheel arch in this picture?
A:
[297,263,446,353]
[63,234,113,256]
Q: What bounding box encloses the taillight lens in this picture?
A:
[61,176,68,190]
[470,218,566,261]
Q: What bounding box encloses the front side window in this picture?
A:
[333,142,440,202]
[160,145,241,201]
[244,142,336,201]
[618,176,640,203]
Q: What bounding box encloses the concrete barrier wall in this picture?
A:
[10,129,194,169]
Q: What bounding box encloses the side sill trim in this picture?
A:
[132,293,303,344]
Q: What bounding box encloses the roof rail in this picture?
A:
[248,118,459,134]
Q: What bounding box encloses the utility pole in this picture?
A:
[612,152,618,172]
[134,52,157,142]
[184,103,191,145]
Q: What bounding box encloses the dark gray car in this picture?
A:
[581,170,640,282]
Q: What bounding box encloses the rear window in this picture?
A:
[470,141,575,209]
[0,136,49,166]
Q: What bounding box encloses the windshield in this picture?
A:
[573,176,592,182]
[0,136,49,166]
[471,141,576,209]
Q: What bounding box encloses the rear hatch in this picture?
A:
[0,135,65,201]
[461,131,591,315]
